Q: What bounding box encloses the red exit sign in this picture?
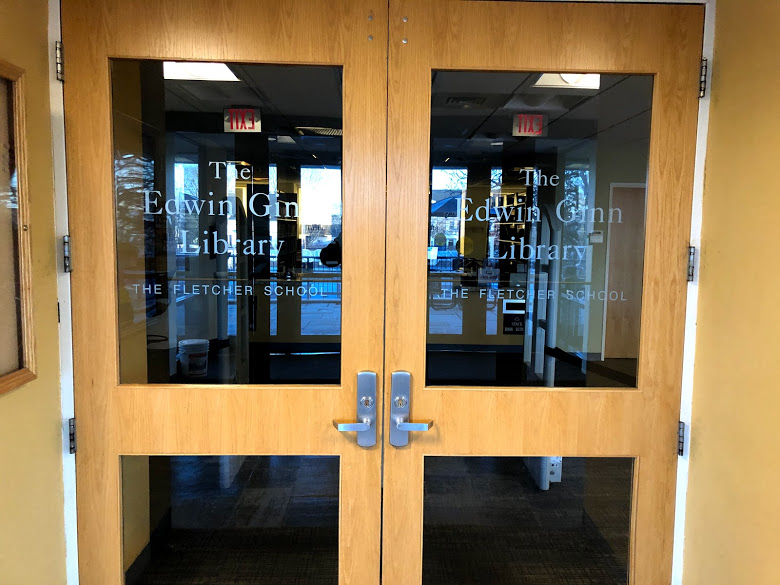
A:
[224,108,262,133]
[512,113,547,137]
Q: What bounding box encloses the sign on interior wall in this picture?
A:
[223,108,262,132]
[512,113,547,137]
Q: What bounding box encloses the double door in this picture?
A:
[63,1,704,584]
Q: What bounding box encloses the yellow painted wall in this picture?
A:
[684,1,780,584]
[0,1,67,584]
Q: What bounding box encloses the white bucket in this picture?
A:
[178,339,209,379]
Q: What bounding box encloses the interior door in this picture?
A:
[383,2,703,584]
[63,1,387,584]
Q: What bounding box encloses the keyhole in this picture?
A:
[394,397,407,409]
[361,396,374,408]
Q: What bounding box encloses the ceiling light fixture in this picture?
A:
[163,61,240,82]
[533,73,600,90]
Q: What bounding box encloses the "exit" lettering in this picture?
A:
[223,108,262,133]
[512,113,547,137]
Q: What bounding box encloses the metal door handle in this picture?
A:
[333,371,377,448]
[396,420,433,432]
[333,421,371,432]
[389,371,433,447]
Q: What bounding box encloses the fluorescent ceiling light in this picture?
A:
[163,61,239,81]
[533,73,600,90]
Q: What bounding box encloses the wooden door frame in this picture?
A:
[62,1,387,584]
[382,1,704,584]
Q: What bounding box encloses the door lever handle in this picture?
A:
[332,371,377,447]
[396,420,433,432]
[333,420,371,433]
[389,371,433,447]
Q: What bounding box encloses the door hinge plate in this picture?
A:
[678,421,686,456]
[63,235,72,273]
[68,418,76,454]
[56,41,64,82]
[699,58,707,98]
[687,246,696,282]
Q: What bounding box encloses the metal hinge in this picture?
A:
[698,58,707,98]
[687,246,696,282]
[68,418,77,454]
[678,421,686,457]
[55,41,64,82]
[63,235,72,273]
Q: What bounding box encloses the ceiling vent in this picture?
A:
[295,126,343,136]
[445,96,487,107]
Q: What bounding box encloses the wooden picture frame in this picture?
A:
[0,59,36,395]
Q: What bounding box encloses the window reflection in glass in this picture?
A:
[113,61,343,384]
[427,72,652,387]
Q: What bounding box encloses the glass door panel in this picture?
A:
[121,455,340,585]
[422,456,634,585]
[112,60,344,385]
[426,71,653,388]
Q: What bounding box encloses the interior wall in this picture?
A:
[683,0,780,584]
[0,0,67,583]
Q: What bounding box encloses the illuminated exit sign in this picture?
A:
[512,113,547,137]
[224,108,262,133]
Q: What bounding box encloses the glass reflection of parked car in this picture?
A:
[561,262,586,282]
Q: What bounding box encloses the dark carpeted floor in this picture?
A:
[127,455,632,585]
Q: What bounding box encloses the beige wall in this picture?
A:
[684,1,780,584]
[0,1,67,584]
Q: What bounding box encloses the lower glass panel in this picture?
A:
[423,456,633,585]
[121,455,339,585]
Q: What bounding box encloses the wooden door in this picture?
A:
[605,185,647,359]
[383,2,703,584]
[63,1,386,584]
